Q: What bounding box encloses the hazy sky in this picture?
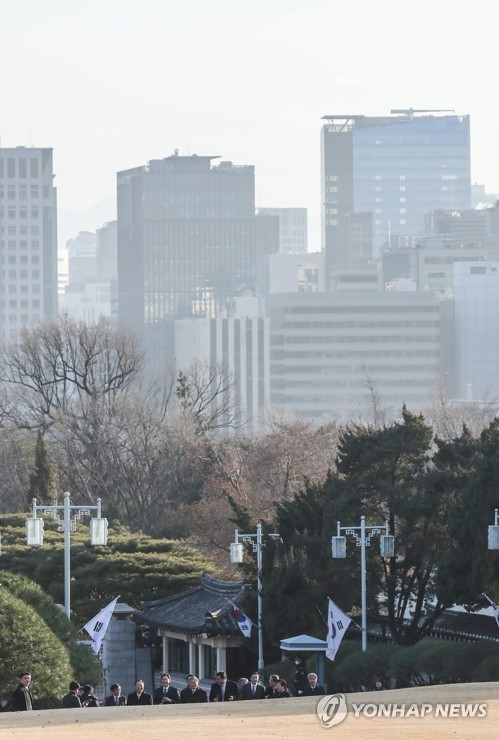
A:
[1,0,498,247]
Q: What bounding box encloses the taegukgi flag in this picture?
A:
[82,597,119,654]
[483,593,499,628]
[226,598,253,637]
[326,598,351,661]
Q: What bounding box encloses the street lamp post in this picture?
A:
[332,516,394,652]
[230,523,280,672]
[26,491,108,619]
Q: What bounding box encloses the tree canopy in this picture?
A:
[0,514,215,624]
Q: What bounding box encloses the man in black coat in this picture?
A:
[104,683,127,706]
[12,672,33,711]
[209,671,239,702]
[180,676,208,703]
[126,679,153,706]
[153,673,180,705]
[300,673,326,697]
[264,674,280,698]
[61,681,82,708]
[240,672,266,700]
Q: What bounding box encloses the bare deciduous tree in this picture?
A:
[0,316,144,431]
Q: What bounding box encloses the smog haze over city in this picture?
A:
[1,0,498,247]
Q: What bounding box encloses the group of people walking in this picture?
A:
[10,666,326,711]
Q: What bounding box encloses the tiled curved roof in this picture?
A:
[136,573,251,637]
[358,607,499,644]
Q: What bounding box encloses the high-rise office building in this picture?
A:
[0,147,58,338]
[270,291,442,423]
[117,153,256,369]
[321,110,471,280]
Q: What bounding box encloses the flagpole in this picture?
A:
[360,516,367,651]
[256,523,264,672]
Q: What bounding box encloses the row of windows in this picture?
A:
[0,225,39,235]
[0,206,40,219]
[0,184,44,199]
[4,256,40,265]
[2,270,40,280]
[273,335,439,344]
[1,241,40,250]
[282,320,439,330]
[7,284,40,294]
[4,315,41,326]
[271,375,435,387]
[0,158,39,178]
[270,348,439,358]
[286,305,439,314]
[6,299,40,309]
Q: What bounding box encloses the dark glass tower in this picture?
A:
[321,110,471,281]
[117,153,256,368]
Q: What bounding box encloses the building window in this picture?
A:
[30,159,39,177]
[19,159,27,178]
[31,207,39,219]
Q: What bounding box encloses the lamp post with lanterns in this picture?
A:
[230,523,280,671]
[26,491,108,619]
[332,516,394,652]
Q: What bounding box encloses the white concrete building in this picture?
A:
[270,291,442,424]
[0,147,58,338]
[174,298,269,432]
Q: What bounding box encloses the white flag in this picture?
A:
[82,597,119,654]
[483,593,499,628]
[226,598,253,638]
[326,598,351,661]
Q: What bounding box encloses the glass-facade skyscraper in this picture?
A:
[117,153,256,369]
[321,111,471,281]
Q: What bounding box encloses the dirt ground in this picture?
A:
[1,683,498,739]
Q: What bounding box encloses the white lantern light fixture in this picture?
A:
[230,542,244,564]
[331,535,347,558]
[90,517,109,546]
[26,517,44,546]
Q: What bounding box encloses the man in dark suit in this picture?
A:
[126,679,153,706]
[300,673,326,697]
[209,671,239,702]
[12,671,33,711]
[153,673,180,705]
[180,676,208,703]
[240,672,266,700]
[264,674,279,698]
[61,681,82,708]
[104,683,127,706]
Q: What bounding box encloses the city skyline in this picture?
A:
[1,0,498,249]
